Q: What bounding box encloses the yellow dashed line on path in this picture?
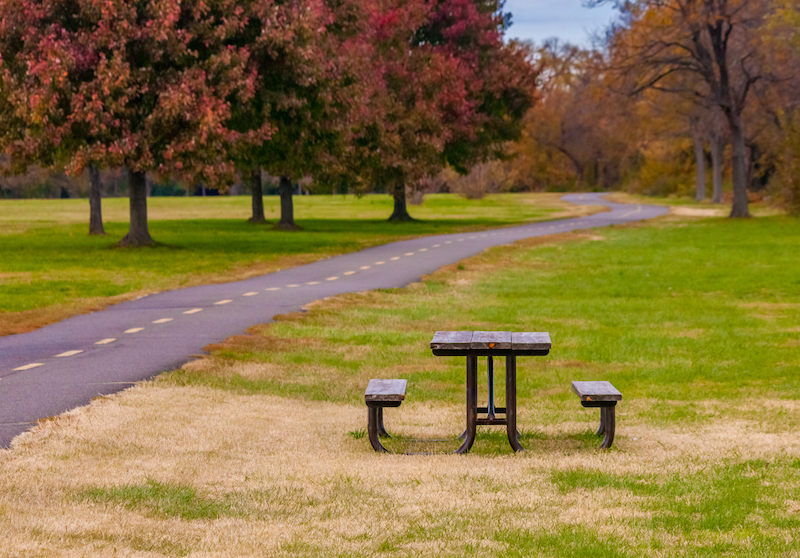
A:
[404,252,414,256]
[327,276,339,281]
[55,350,83,357]
[95,338,116,345]
[13,363,44,371]
[457,238,465,242]
[375,261,385,265]
[152,318,173,324]
[390,257,401,261]
[215,300,232,305]
[265,287,281,291]
[360,266,371,270]
[307,281,320,285]
[445,241,453,244]
[287,284,299,288]
[125,328,144,333]
[418,248,427,252]
[184,309,203,314]
[432,244,441,248]
[243,292,258,297]
[344,271,356,276]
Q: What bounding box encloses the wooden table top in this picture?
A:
[430,331,551,356]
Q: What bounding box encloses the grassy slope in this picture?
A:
[2,212,799,557]
[0,193,594,336]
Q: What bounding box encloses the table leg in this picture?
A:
[487,356,496,420]
[505,355,525,452]
[455,356,478,454]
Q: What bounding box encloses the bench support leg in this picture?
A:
[367,407,390,453]
[598,406,616,450]
[377,407,390,438]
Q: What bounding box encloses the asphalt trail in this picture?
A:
[0,194,667,447]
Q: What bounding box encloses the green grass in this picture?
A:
[6,209,800,557]
[79,479,239,520]
[0,193,585,334]
[169,216,800,407]
[155,214,800,555]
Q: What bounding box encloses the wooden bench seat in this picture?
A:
[365,379,407,453]
[571,381,622,449]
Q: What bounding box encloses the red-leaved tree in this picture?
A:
[355,0,536,221]
[229,0,368,230]
[0,0,270,245]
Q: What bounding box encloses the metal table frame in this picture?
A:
[431,331,551,453]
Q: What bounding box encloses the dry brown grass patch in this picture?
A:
[204,331,324,356]
[3,384,800,556]
[670,207,726,217]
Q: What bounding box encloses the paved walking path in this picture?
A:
[0,194,667,447]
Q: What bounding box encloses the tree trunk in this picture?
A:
[275,175,299,230]
[388,180,413,222]
[727,113,751,217]
[118,169,154,247]
[88,163,105,235]
[691,122,706,201]
[247,168,266,223]
[710,131,724,204]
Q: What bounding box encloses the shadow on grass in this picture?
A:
[372,427,611,456]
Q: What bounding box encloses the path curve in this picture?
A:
[0,194,667,447]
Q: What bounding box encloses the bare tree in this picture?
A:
[607,0,772,217]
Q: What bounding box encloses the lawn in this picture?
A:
[0,193,597,336]
[2,211,799,557]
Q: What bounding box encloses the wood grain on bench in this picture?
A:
[365,379,407,403]
[471,331,511,350]
[571,381,622,402]
[430,330,473,351]
[511,332,551,351]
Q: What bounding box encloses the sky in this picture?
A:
[502,0,620,48]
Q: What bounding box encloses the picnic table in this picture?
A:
[430,330,551,453]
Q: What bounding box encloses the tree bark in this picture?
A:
[275,175,300,230]
[118,168,154,247]
[247,168,266,223]
[88,163,105,235]
[727,113,751,217]
[388,180,414,222]
[710,131,724,204]
[691,120,706,201]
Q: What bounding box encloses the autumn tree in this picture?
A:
[760,0,800,214]
[0,0,268,245]
[227,0,366,229]
[356,0,536,221]
[605,0,774,217]
[508,40,636,191]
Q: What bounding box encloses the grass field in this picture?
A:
[2,210,799,557]
[0,193,598,336]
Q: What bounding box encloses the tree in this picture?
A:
[229,0,366,230]
[607,0,773,217]
[507,40,636,192]
[355,0,536,221]
[88,163,105,235]
[0,0,268,245]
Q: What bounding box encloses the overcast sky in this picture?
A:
[503,0,619,47]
